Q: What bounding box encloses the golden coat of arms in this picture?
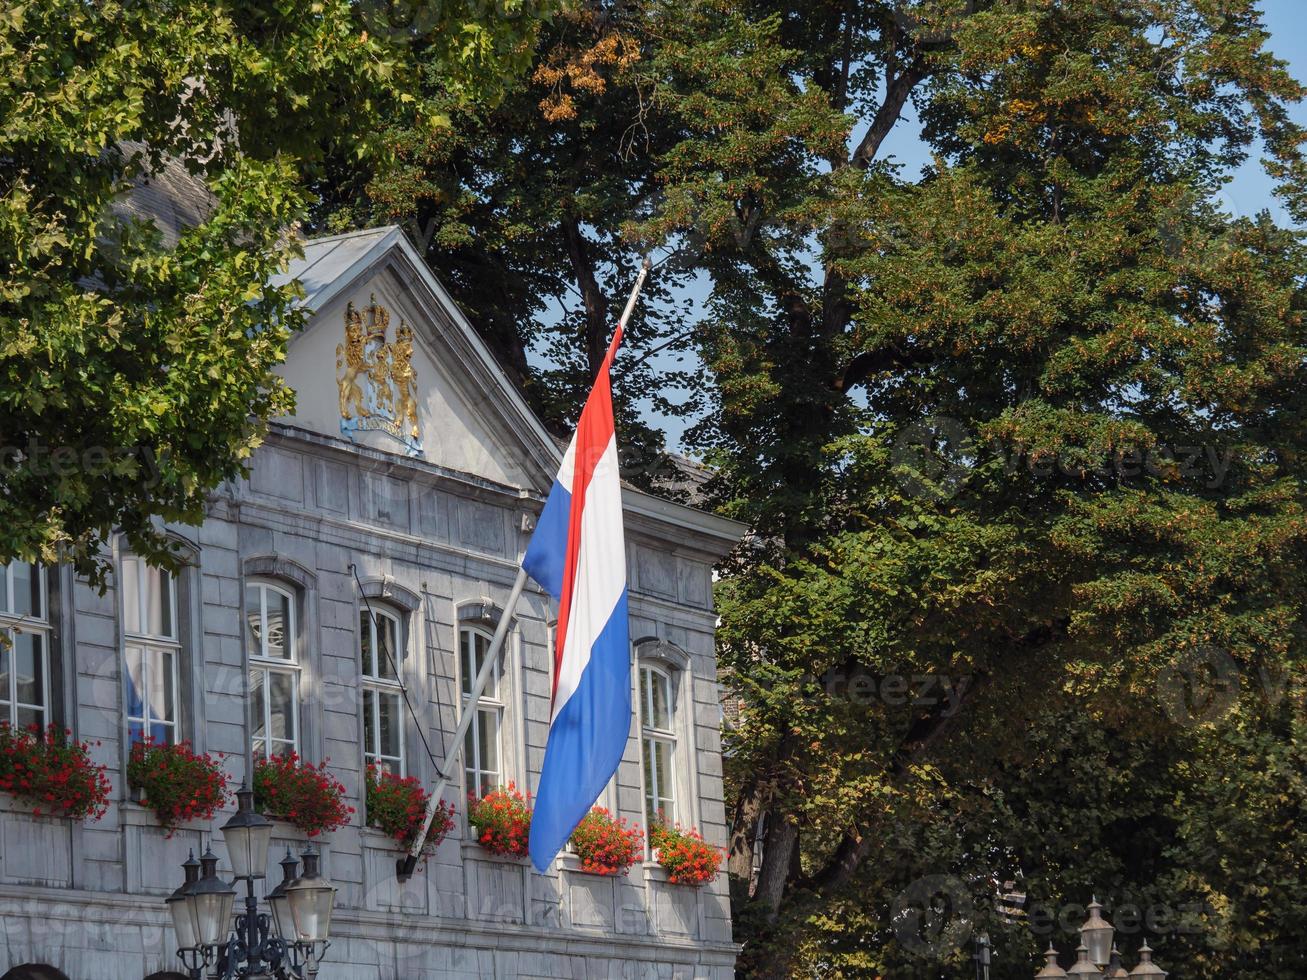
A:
[335,295,423,456]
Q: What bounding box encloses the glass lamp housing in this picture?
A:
[188,849,236,948]
[166,851,202,950]
[267,849,300,940]
[1080,898,1114,968]
[286,848,337,944]
[221,787,274,880]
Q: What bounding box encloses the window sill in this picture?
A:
[360,825,408,852]
[460,839,530,865]
[0,790,76,821]
[642,860,671,883]
[556,852,632,878]
[118,799,214,835]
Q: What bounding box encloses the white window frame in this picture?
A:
[0,562,51,732]
[360,606,405,775]
[459,624,503,800]
[246,579,301,761]
[638,661,677,827]
[121,555,181,746]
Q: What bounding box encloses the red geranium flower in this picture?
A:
[253,753,352,836]
[127,738,229,834]
[467,783,532,858]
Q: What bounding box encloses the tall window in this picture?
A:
[246,581,300,760]
[360,607,404,774]
[640,663,676,826]
[460,626,501,798]
[0,561,50,731]
[121,556,180,745]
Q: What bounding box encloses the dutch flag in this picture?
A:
[523,324,632,873]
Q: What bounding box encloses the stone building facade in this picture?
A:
[0,227,742,979]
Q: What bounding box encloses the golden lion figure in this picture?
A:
[392,321,419,439]
[336,304,368,420]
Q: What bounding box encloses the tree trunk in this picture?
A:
[753,807,798,923]
[561,215,609,378]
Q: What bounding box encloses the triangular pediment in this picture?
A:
[273,227,561,492]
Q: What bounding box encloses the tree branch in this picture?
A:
[851,52,928,170]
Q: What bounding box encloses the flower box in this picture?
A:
[568,807,643,876]
[467,783,532,859]
[253,753,352,837]
[648,822,723,886]
[126,738,229,835]
[0,723,110,823]
[365,763,453,858]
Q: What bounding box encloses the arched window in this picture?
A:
[120,555,180,745]
[245,579,300,760]
[360,605,405,774]
[639,662,677,826]
[0,561,50,731]
[459,623,502,798]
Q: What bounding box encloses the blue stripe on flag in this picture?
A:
[522,479,571,601]
[528,590,632,872]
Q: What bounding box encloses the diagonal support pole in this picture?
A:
[397,566,528,881]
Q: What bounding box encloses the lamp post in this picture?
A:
[1031,897,1167,980]
[165,788,336,979]
[974,933,992,980]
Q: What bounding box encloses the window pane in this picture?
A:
[478,708,499,780]
[268,671,295,743]
[377,615,398,680]
[121,559,141,635]
[0,641,10,722]
[462,630,496,699]
[125,645,146,723]
[144,567,174,638]
[363,689,376,755]
[250,668,267,750]
[359,612,374,677]
[643,736,658,821]
[11,562,39,619]
[378,691,401,759]
[648,670,671,730]
[479,633,496,699]
[460,631,473,697]
[14,632,43,710]
[152,650,176,724]
[463,727,478,786]
[16,705,43,731]
[150,718,175,744]
[246,586,264,658]
[265,589,292,660]
[654,740,673,820]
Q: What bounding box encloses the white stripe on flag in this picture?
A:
[552,433,626,722]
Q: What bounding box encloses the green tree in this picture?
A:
[636,0,1307,976]
[317,0,839,481]
[313,0,1307,974]
[0,0,550,580]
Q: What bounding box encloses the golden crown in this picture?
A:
[346,294,390,343]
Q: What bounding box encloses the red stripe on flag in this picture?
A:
[550,325,624,705]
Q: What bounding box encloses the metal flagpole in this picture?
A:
[397,256,652,881]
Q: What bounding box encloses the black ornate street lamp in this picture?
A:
[165,788,336,979]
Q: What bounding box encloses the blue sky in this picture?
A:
[622,1,1307,453]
